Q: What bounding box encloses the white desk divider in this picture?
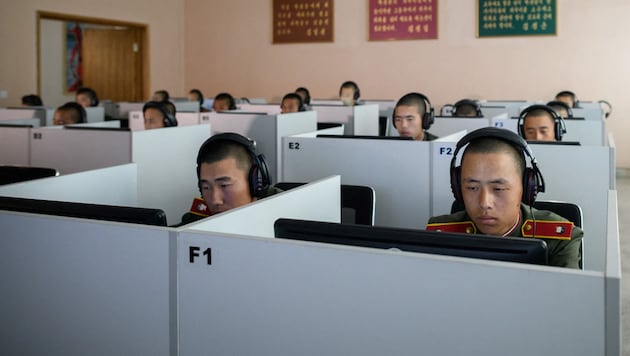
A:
[310,99,343,105]
[175,112,200,126]
[30,126,132,175]
[363,99,396,118]
[428,116,490,137]
[311,104,379,135]
[128,110,143,130]
[0,118,40,127]
[490,117,606,146]
[238,103,283,114]
[67,120,122,129]
[182,175,341,237]
[282,134,430,229]
[608,133,616,189]
[132,124,211,225]
[430,130,469,217]
[573,106,604,121]
[0,108,38,120]
[0,126,33,165]
[176,208,615,355]
[605,189,622,355]
[0,211,175,355]
[0,163,138,208]
[200,110,317,180]
[173,101,200,112]
[85,106,105,123]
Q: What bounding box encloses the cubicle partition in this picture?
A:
[0,211,175,356]
[176,189,621,355]
[282,134,430,229]
[200,110,317,180]
[490,116,606,146]
[311,104,379,135]
[0,125,33,165]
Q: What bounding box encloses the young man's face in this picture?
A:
[76,93,92,108]
[143,108,166,130]
[461,151,523,236]
[53,109,77,126]
[523,113,556,141]
[393,104,424,141]
[198,157,254,215]
[212,99,231,112]
[281,98,301,113]
[339,87,356,106]
[555,94,574,108]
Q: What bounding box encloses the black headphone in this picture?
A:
[196,132,271,198]
[77,87,99,107]
[545,100,574,119]
[598,100,612,119]
[555,90,578,108]
[339,81,360,101]
[517,104,566,141]
[281,93,306,112]
[142,101,178,127]
[450,127,545,206]
[392,92,435,130]
[452,99,482,117]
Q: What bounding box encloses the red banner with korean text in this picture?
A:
[369,0,438,41]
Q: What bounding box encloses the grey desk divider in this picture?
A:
[115,101,144,120]
[311,104,379,135]
[30,126,132,175]
[573,106,604,121]
[177,211,613,355]
[0,126,33,166]
[173,100,200,112]
[605,189,622,356]
[0,163,138,206]
[282,134,430,229]
[0,211,175,356]
[183,175,341,236]
[85,106,105,123]
[200,110,317,180]
[132,124,211,225]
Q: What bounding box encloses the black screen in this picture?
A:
[316,134,412,140]
[0,196,167,226]
[274,218,548,265]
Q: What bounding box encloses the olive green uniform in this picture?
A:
[426,204,583,269]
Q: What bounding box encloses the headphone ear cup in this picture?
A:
[249,154,271,198]
[522,167,538,205]
[450,166,463,203]
[422,108,434,130]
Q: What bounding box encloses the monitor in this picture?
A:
[274,218,548,265]
[316,134,412,141]
[0,196,167,226]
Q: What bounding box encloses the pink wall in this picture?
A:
[184,0,630,168]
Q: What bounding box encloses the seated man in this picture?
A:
[212,92,237,112]
[517,104,565,142]
[452,99,482,117]
[280,93,305,114]
[188,88,209,112]
[53,102,86,125]
[179,133,282,225]
[554,90,578,108]
[152,89,170,102]
[426,127,582,268]
[546,100,573,119]
[75,87,99,108]
[295,87,311,106]
[392,92,437,141]
[142,101,178,130]
[339,81,361,106]
[21,94,43,107]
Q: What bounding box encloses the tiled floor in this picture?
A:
[617,171,629,355]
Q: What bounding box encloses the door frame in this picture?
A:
[36,11,149,101]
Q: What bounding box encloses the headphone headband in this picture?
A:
[450,127,545,205]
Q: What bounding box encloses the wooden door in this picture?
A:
[82,28,143,102]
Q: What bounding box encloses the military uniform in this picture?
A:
[175,186,284,226]
[426,204,583,269]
